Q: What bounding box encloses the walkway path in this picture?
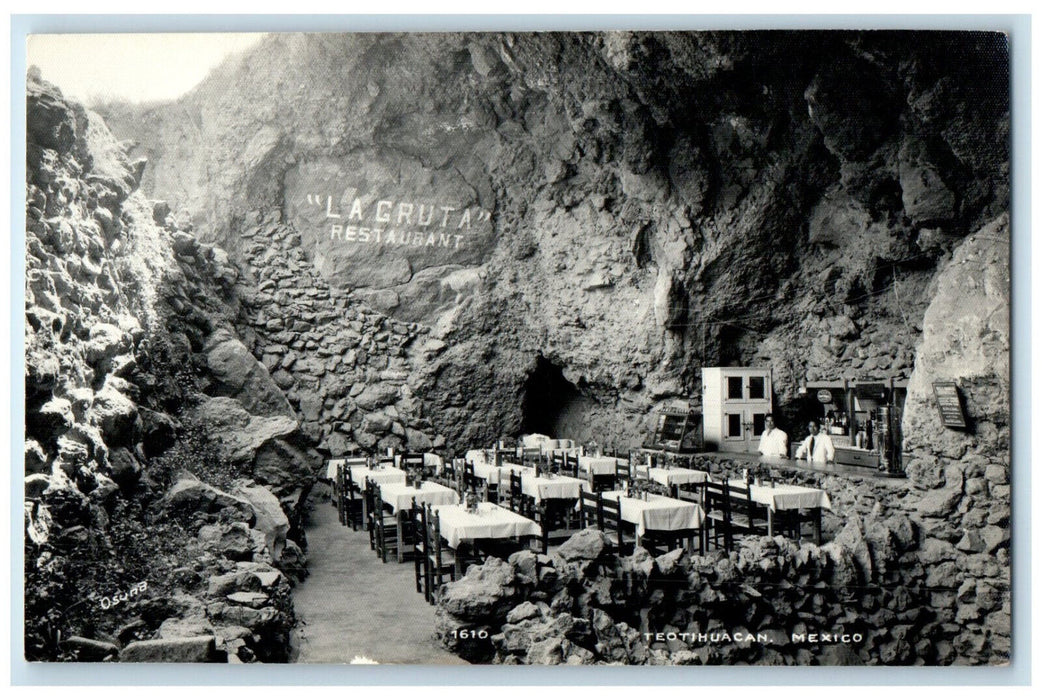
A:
[291,487,468,665]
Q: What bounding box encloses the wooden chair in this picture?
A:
[409,499,428,597]
[508,470,526,515]
[401,452,425,476]
[564,453,579,479]
[372,483,400,563]
[335,465,348,525]
[520,447,542,467]
[580,490,604,531]
[550,451,565,474]
[600,494,628,553]
[484,480,500,505]
[376,453,396,469]
[423,504,457,604]
[615,457,631,488]
[703,477,734,551]
[340,465,365,531]
[590,471,615,493]
[463,461,478,490]
[363,478,379,550]
[442,458,458,482]
[727,479,769,539]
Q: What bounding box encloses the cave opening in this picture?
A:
[520,355,580,437]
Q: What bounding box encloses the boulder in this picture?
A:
[226,591,271,608]
[204,330,293,417]
[61,635,120,661]
[555,528,613,563]
[190,396,299,464]
[353,382,400,410]
[28,397,73,445]
[84,323,129,365]
[158,615,214,639]
[438,557,523,621]
[160,472,255,522]
[89,381,139,444]
[120,636,217,663]
[198,522,255,561]
[232,481,289,559]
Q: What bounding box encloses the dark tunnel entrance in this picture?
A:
[520,356,580,436]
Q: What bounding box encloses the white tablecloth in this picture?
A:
[469,459,527,485]
[647,467,709,488]
[378,481,460,513]
[431,502,542,548]
[325,458,369,481]
[729,480,833,512]
[578,456,618,476]
[601,490,704,537]
[520,472,584,503]
[423,453,444,470]
[350,465,407,488]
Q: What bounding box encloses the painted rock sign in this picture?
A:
[284,151,496,290]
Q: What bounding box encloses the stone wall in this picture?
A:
[24,76,314,662]
[98,31,1010,448]
[230,214,446,457]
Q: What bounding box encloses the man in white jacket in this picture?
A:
[795,420,835,463]
[757,414,789,458]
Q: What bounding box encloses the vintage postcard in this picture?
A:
[21,28,1012,668]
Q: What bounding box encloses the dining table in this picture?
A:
[378,481,461,562]
[646,466,709,489]
[349,464,407,489]
[517,469,585,503]
[431,502,543,574]
[727,479,833,542]
[600,489,705,551]
[577,455,619,477]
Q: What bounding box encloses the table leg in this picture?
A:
[397,510,405,564]
[813,509,823,544]
[455,542,465,578]
[767,509,774,537]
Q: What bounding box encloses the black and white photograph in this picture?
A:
[19,26,1013,669]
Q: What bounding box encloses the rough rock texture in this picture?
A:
[435,496,996,666]
[24,75,311,662]
[100,31,1010,450]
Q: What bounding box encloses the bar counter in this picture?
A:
[686,451,907,481]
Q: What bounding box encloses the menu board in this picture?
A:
[932,381,968,429]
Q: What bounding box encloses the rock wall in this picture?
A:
[230,214,445,456]
[24,75,316,662]
[98,31,1010,449]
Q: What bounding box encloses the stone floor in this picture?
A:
[290,486,468,665]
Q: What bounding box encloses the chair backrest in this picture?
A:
[590,472,615,493]
[674,482,704,508]
[550,451,565,473]
[425,504,445,570]
[401,452,425,471]
[579,490,603,530]
[615,457,631,482]
[363,478,378,518]
[508,470,524,511]
[463,461,477,489]
[484,480,499,504]
[344,466,359,499]
[703,477,730,510]
[373,482,386,512]
[601,495,624,550]
[520,446,542,466]
[564,453,579,478]
[443,459,457,480]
